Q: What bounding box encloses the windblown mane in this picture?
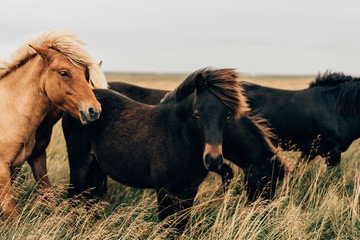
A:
[0,30,107,89]
[244,113,288,167]
[161,68,248,118]
[309,71,358,87]
[310,71,360,116]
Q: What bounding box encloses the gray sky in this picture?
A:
[1,0,360,75]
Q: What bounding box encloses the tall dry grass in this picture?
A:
[1,118,359,239]
[1,75,359,239]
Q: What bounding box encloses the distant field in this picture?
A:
[105,72,315,90]
[1,73,359,239]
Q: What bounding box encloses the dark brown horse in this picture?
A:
[109,81,288,199]
[62,68,247,232]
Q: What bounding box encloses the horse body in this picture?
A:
[84,91,206,189]
[0,55,51,170]
[108,81,288,199]
[243,72,360,166]
[0,30,103,219]
[63,68,245,232]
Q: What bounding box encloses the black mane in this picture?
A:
[309,71,360,87]
[310,71,360,116]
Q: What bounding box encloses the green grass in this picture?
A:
[1,75,359,239]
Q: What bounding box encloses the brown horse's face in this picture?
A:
[194,84,231,172]
[31,46,101,124]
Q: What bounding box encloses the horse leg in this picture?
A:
[83,157,108,200]
[246,168,272,201]
[217,163,234,185]
[10,167,21,185]
[214,163,233,194]
[26,151,59,212]
[68,154,93,198]
[27,151,52,191]
[0,162,19,219]
[318,143,341,168]
[300,150,313,162]
[325,146,341,168]
[246,155,288,201]
[156,186,198,235]
[63,117,93,199]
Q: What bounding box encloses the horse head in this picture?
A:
[30,45,101,124]
[192,69,246,171]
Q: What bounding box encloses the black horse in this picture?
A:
[62,68,247,232]
[243,71,360,167]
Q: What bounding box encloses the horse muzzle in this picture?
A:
[203,143,224,171]
[204,153,224,171]
[80,105,102,125]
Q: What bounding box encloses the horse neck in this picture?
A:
[0,55,52,131]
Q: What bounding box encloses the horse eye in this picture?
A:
[194,112,201,119]
[226,113,232,119]
[59,71,69,77]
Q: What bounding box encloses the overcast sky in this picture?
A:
[1,0,360,75]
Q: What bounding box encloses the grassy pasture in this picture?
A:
[1,73,360,239]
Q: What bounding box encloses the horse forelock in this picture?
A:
[205,69,249,119]
[161,67,248,118]
[0,29,108,89]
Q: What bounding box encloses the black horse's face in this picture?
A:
[193,89,231,172]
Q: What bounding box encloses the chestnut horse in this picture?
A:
[0,30,105,219]
[15,31,108,196]
[62,68,247,233]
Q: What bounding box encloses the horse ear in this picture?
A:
[29,45,54,62]
[195,73,207,92]
[98,60,103,68]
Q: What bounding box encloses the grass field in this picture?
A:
[1,73,360,239]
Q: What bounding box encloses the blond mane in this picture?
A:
[0,29,108,89]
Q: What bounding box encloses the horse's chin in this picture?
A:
[204,162,223,172]
[80,111,92,125]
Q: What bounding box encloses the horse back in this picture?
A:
[108,82,168,105]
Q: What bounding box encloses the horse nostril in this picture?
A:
[215,155,223,165]
[205,154,223,171]
[88,107,98,119]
